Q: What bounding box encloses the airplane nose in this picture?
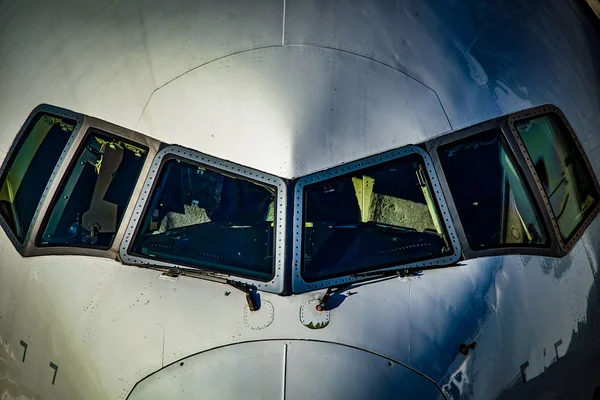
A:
[127,340,444,399]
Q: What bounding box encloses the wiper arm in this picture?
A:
[160,265,229,284]
[351,266,424,279]
[316,284,351,311]
[228,281,260,311]
[156,266,260,311]
[327,222,417,232]
[369,222,417,232]
[351,258,463,282]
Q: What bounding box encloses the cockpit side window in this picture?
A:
[514,113,599,242]
[438,130,549,250]
[0,113,76,243]
[129,156,277,281]
[38,130,148,249]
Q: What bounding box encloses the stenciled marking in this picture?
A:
[554,339,563,361]
[520,361,530,383]
[49,362,59,385]
[19,340,27,362]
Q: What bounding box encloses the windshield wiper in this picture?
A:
[369,222,417,232]
[326,222,417,232]
[228,280,260,311]
[351,258,463,282]
[154,265,260,311]
[160,265,229,283]
[351,266,424,280]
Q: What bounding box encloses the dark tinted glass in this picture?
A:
[302,153,451,281]
[131,159,276,280]
[515,114,598,241]
[0,114,75,241]
[438,130,548,249]
[39,131,147,248]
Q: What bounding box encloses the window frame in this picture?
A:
[291,145,461,293]
[119,145,288,294]
[0,104,83,253]
[34,127,151,252]
[507,104,600,254]
[426,115,562,259]
[19,114,160,259]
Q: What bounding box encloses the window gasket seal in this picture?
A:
[291,145,461,293]
[119,145,287,294]
[426,115,562,260]
[507,104,600,254]
[0,104,83,253]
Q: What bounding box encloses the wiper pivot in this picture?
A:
[316,284,351,311]
[157,267,259,311]
[228,281,260,311]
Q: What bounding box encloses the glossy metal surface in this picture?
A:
[138,45,450,177]
[0,0,599,399]
[128,340,444,399]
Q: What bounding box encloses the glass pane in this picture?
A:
[515,114,598,241]
[39,132,148,248]
[438,130,548,249]
[302,153,451,281]
[131,159,276,280]
[0,114,75,241]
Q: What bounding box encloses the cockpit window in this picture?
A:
[438,130,548,249]
[301,153,452,282]
[515,114,599,241]
[0,113,76,242]
[130,158,276,281]
[38,130,147,248]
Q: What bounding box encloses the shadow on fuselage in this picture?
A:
[497,279,600,400]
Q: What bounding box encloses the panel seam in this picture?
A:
[281,0,286,46]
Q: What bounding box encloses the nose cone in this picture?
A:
[128,340,444,399]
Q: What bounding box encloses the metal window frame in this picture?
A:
[291,145,462,293]
[507,104,600,254]
[426,115,562,260]
[120,145,287,294]
[0,104,83,253]
[26,120,158,259]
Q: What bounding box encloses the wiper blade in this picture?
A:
[370,222,417,232]
[159,265,229,284]
[328,223,361,229]
[326,222,417,232]
[351,267,424,279]
[351,258,463,281]
[151,265,261,310]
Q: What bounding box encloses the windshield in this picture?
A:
[131,158,276,281]
[438,130,548,249]
[38,131,148,248]
[302,153,451,281]
[0,113,75,242]
[515,114,598,241]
